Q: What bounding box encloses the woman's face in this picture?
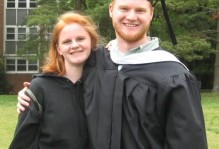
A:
[57,23,92,67]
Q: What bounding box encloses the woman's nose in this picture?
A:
[70,40,79,49]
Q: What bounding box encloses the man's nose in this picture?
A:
[126,10,137,20]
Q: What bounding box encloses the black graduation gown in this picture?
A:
[83,47,208,149]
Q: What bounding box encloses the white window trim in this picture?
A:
[4,0,39,73]
[6,0,37,9]
[5,57,39,74]
[5,26,39,56]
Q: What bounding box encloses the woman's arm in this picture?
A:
[10,87,41,148]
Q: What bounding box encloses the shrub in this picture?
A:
[0,57,12,94]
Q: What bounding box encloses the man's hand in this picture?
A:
[17,82,31,114]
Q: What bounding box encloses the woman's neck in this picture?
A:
[65,64,84,83]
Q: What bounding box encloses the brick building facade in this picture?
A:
[1,0,38,94]
[0,0,3,56]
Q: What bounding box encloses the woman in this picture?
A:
[9,11,99,149]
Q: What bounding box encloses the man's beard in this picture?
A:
[112,20,148,43]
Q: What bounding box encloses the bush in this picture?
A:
[0,57,12,94]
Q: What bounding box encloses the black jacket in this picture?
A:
[83,47,208,149]
[9,74,89,149]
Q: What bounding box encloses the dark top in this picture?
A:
[83,47,208,149]
[9,73,89,149]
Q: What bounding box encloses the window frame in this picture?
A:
[4,0,39,74]
[5,57,39,73]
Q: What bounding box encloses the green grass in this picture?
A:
[201,93,219,149]
[0,93,219,149]
[0,95,17,149]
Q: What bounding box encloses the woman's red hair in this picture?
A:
[42,12,98,76]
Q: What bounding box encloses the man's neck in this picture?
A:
[116,36,148,53]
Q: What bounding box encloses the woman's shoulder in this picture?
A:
[29,73,60,100]
[30,73,59,87]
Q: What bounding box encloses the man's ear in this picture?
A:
[150,7,154,21]
[109,3,113,18]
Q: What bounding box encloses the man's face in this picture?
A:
[109,0,154,43]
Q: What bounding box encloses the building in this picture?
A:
[1,0,39,94]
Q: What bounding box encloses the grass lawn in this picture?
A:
[0,95,17,149]
[202,93,219,149]
[0,93,219,149]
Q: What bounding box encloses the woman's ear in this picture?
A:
[56,45,62,55]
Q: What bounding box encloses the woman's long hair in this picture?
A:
[42,12,99,76]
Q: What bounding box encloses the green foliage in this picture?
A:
[149,0,217,84]
[161,35,214,62]
[19,0,217,61]
[17,2,60,61]
[151,0,216,56]
[0,57,12,94]
[17,0,217,88]
[85,0,115,40]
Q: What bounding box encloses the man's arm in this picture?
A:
[162,73,208,149]
[17,82,31,113]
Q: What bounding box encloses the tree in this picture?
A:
[213,9,219,93]
[85,0,114,41]
[18,0,217,89]
[149,0,215,90]
[18,0,98,59]
[0,57,12,94]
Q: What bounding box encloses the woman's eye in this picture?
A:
[77,37,85,41]
[63,41,71,44]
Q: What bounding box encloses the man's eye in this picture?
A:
[136,9,146,13]
[120,7,128,11]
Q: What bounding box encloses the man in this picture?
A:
[17,0,208,149]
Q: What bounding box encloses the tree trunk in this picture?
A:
[213,18,219,93]
[75,0,82,11]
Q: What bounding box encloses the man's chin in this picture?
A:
[121,35,142,43]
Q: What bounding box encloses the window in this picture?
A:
[6,9,16,25]
[6,27,15,40]
[5,0,39,73]
[17,9,28,25]
[5,41,16,54]
[6,59,16,71]
[18,27,27,40]
[30,0,37,8]
[6,58,38,72]
[18,0,27,8]
[28,59,38,71]
[7,0,15,8]
[17,59,26,71]
[29,27,38,34]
